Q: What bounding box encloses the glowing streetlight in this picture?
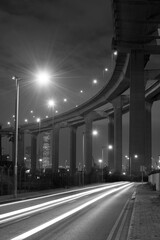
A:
[98,159,103,182]
[24,119,28,123]
[82,129,99,185]
[12,71,51,198]
[12,75,21,198]
[101,145,113,168]
[35,71,51,86]
[103,68,109,79]
[108,145,113,150]
[36,117,41,123]
[113,50,118,56]
[129,154,138,177]
[47,99,55,117]
[47,99,55,108]
[93,79,98,84]
[92,129,98,136]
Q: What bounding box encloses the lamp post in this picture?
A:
[101,144,113,169]
[12,76,20,198]
[47,99,55,117]
[82,129,98,186]
[98,159,103,182]
[82,131,85,186]
[103,68,108,79]
[128,154,138,178]
[12,71,51,198]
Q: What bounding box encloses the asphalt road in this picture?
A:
[0,182,135,240]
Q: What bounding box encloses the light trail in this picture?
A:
[0,182,122,207]
[11,183,134,240]
[0,182,125,223]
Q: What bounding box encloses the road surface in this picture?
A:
[0,182,135,240]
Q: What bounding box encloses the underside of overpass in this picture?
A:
[1,0,160,180]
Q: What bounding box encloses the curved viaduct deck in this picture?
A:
[1,0,160,177]
[19,0,160,133]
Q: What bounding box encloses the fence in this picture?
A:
[0,166,104,196]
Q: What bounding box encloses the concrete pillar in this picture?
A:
[18,131,24,166]
[129,50,145,175]
[112,96,122,173]
[31,133,37,174]
[70,126,77,175]
[52,124,60,173]
[145,101,152,172]
[108,115,114,171]
[84,116,93,174]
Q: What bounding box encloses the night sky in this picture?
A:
[0,0,160,167]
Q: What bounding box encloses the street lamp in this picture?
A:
[92,129,98,136]
[129,154,138,177]
[98,159,103,182]
[12,72,50,198]
[101,145,113,168]
[47,99,55,117]
[108,145,113,150]
[103,68,108,79]
[82,129,98,185]
[35,71,51,86]
[12,76,21,198]
[92,79,98,85]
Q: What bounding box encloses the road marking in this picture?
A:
[10,183,134,240]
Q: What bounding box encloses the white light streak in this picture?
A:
[0,182,122,207]
[10,183,133,240]
[0,182,125,221]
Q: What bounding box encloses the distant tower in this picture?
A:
[42,132,51,168]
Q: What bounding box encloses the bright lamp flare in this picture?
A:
[36,71,50,85]
[92,129,98,136]
[48,99,55,108]
[93,79,98,84]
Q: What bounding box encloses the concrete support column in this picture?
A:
[129,50,145,175]
[70,126,77,175]
[31,133,37,174]
[18,131,24,166]
[112,96,122,173]
[145,101,152,172]
[84,116,93,174]
[108,115,114,171]
[52,124,60,173]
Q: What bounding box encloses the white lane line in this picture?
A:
[0,182,122,207]
[11,183,133,240]
[0,182,126,221]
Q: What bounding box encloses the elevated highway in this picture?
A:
[1,0,160,178]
